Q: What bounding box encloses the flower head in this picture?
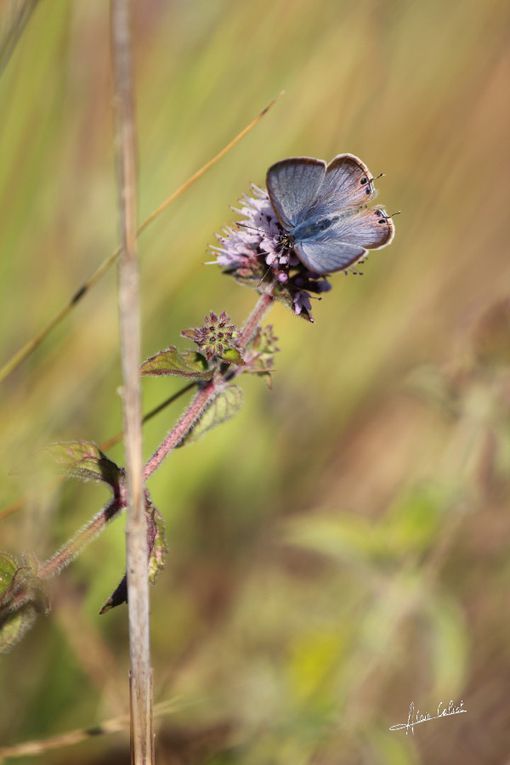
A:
[211,186,332,322]
[181,311,240,362]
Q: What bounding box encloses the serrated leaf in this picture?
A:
[49,441,121,488]
[184,385,243,444]
[141,346,211,380]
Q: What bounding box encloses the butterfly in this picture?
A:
[266,154,395,275]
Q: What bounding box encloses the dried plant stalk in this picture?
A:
[111,1,153,763]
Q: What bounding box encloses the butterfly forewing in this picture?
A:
[266,158,326,230]
[316,154,378,215]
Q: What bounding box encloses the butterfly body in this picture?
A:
[266,154,394,276]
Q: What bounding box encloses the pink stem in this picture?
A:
[144,382,217,479]
[239,292,274,347]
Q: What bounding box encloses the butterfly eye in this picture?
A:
[360,177,368,185]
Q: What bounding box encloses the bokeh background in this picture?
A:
[1,0,510,762]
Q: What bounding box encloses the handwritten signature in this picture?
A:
[389,700,467,735]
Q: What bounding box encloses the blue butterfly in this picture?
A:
[266,154,395,275]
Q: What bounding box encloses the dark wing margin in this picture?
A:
[266,157,326,230]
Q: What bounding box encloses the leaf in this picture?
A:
[48,441,122,488]
[141,346,211,380]
[0,606,37,654]
[99,574,127,614]
[146,496,167,585]
[100,493,167,614]
[184,385,243,444]
[0,553,18,599]
[221,347,244,365]
[0,555,47,652]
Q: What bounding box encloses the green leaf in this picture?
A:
[0,555,47,652]
[221,347,244,365]
[0,553,18,599]
[141,346,211,380]
[184,385,243,444]
[48,441,122,488]
[0,606,37,654]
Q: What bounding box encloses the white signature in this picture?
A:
[389,700,467,735]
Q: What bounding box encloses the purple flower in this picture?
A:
[211,186,333,322]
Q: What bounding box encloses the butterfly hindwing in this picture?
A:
[327,206,395,249]
[294,240,366,275]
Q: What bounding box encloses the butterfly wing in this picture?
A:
[294,240,366,275]
[266,157,326,231]
[293,207,394,275]
[330,206,395,249]
[305,154,378,224]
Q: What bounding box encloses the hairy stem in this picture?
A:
[39,500,121,579]
[239,291,274,347]
[144,382,218,479]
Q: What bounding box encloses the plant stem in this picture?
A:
[39,500,121,579]
[239,291,274,347]
[23,294,276,582]
[144,382,217,479]
[111,1,153,762]
[100,381,197,452]
[144,292,274,480]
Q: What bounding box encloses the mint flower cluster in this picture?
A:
[211,186,331,321]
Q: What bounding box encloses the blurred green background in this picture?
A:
[1,0,510,762]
